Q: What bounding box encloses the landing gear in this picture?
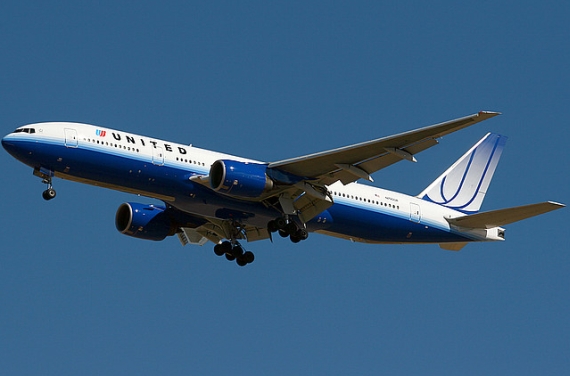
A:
[41,178,57,201]
[34,167,57,201]
[42,187,56,201]
[267,217,309,243]
[290,227,308,243]
[214,240,255,267]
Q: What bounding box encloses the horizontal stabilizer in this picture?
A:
[446,201,565,229]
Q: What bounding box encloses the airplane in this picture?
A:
[2,111,564,266]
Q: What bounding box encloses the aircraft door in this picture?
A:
[410,202,421,223]
[152,146,164,166]
[64,128,78,148]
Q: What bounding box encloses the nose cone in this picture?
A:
[2,133,15,153]
[2,135,16,155]
[2,132,29,163]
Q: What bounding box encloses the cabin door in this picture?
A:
[152,146,164,166]
[410,202,421,223]
[64,128,78,148]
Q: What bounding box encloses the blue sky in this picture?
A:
[1,1,568,374]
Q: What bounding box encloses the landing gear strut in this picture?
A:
[213,241,255,267]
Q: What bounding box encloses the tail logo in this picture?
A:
[419,133,507,214]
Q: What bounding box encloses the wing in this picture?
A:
[268,111,500,185]
[189,111,500,225]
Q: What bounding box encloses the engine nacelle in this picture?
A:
[210,160,273,198]
[115,202,176,241]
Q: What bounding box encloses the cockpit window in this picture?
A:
[13,128,35,134]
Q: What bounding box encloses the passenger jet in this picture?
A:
[2,112,564,266]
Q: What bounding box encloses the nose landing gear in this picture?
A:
[34,167,57,201]
[42,186,56,201]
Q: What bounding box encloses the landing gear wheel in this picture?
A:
[243,251,254,264]
[214,238,255,267]
[231,244,244,257]
[236,251,255,266]
[42,188,56,201]
[214,241,232,256]
[274,217,287,230]
[214,244,225,256]
[278,229,289,238]
[285,222,298,235]
[236,256,247,267]
[267,220,278,233]
[296,228,309,240]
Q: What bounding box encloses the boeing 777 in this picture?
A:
[2,112,564,266]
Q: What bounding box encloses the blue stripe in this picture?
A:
[6,138,473,245]
[311,202,471,243]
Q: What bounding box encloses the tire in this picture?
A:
[214,244,225,256]
[232,245,244,257]
[243,251,254,264]
[296,228,309,240]
[285,222,297,235]
[42,188,56,201]
[220,241,232,254]
[267,220,278,233]
[274,217,287,230]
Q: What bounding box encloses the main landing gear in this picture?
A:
[267,217,308,243]
[213,241,255,267]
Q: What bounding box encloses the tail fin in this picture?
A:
[418,133,508,214]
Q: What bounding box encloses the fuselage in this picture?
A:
[2,122,503,246]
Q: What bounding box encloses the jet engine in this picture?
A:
[210,160,273,198]
[115,202,177,241]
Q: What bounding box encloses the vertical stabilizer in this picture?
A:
[418,133,507,214]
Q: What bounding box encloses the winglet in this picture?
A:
[479,110,501,117]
